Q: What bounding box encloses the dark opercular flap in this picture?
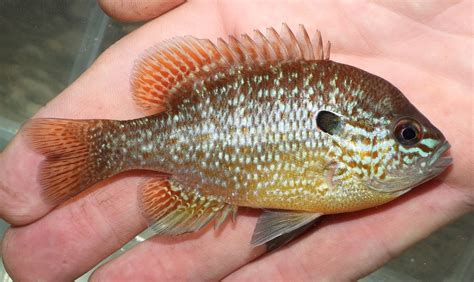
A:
[316,110,343,135]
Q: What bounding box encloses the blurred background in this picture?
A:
[0,1,472,281]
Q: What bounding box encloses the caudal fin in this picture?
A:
[24,118,121,204]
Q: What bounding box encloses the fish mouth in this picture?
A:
[367,140,452,194]
[428,141,452,170]
[411,140,452,188]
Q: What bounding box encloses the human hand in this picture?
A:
[1,0,472,280]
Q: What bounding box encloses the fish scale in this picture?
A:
[24,24,451,248]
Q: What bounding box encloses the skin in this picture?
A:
[0,0,472,280]
[98,0,186,22]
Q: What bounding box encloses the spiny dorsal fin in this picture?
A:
[131,23,331,113]
[139,177,237,235]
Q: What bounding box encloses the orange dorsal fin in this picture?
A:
[131,23,331,113]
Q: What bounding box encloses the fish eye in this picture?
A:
[394,118,422,146]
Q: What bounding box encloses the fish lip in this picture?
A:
[427,141,452,169]
[413,140,452,187]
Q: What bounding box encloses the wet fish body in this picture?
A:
[25,24,451,247]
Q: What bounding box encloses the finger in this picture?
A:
[97,0,185,22]
[0,145,50,225]
[90,211,265,281]
[225,183,470,281]
[2,175,146,281]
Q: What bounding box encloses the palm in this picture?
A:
[0,1,472,280]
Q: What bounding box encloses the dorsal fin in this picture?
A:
[131,23,331,113]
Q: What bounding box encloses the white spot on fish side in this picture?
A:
[141,143,153,152]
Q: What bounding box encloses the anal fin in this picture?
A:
[139,177,236,235]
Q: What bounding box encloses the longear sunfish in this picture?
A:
[25,24,452,248]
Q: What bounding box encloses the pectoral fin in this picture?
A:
[251,210,322,248]
[265,217,322,252]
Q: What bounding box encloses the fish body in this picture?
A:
[25,24,452,248]
[109,60,400,213]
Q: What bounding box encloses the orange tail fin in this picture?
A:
[24,118,122,204]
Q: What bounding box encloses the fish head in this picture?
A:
[362,84,452,194]
[322,63,452,197]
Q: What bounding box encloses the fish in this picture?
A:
[24,24,452,249]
